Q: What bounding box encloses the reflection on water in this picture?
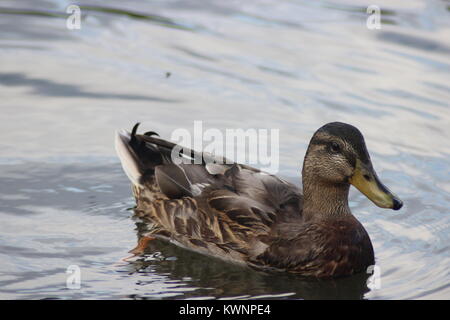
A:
[0,72,179,101]
[129,222,372,300]
[0,0,449,299]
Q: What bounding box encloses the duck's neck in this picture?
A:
[301,175,351,221]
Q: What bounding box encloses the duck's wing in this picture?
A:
[116,123,303,219]
[222,164,303,221]
[154,161,303,221]
[153,161,303,221]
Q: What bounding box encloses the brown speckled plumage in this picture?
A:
[116,122,402,278]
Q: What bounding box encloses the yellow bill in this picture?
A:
[349,159,403,210]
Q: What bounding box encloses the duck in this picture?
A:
[115,122,403,278]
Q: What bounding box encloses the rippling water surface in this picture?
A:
[0,0,449,299]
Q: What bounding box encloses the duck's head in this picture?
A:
[303,122,403,210]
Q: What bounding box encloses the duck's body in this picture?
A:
[116,122,402,278]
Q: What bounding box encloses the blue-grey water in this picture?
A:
[0,0,449,299]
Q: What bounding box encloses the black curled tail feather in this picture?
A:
[130,123,164,173]
[116,122,231,186]
[115,123,164,186]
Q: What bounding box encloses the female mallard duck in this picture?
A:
[115,122,402,278]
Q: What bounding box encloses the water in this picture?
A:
[0,0,449,299]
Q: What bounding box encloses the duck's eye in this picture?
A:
[330,142,341,153]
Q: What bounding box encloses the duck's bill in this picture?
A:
[349,159,403,210]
